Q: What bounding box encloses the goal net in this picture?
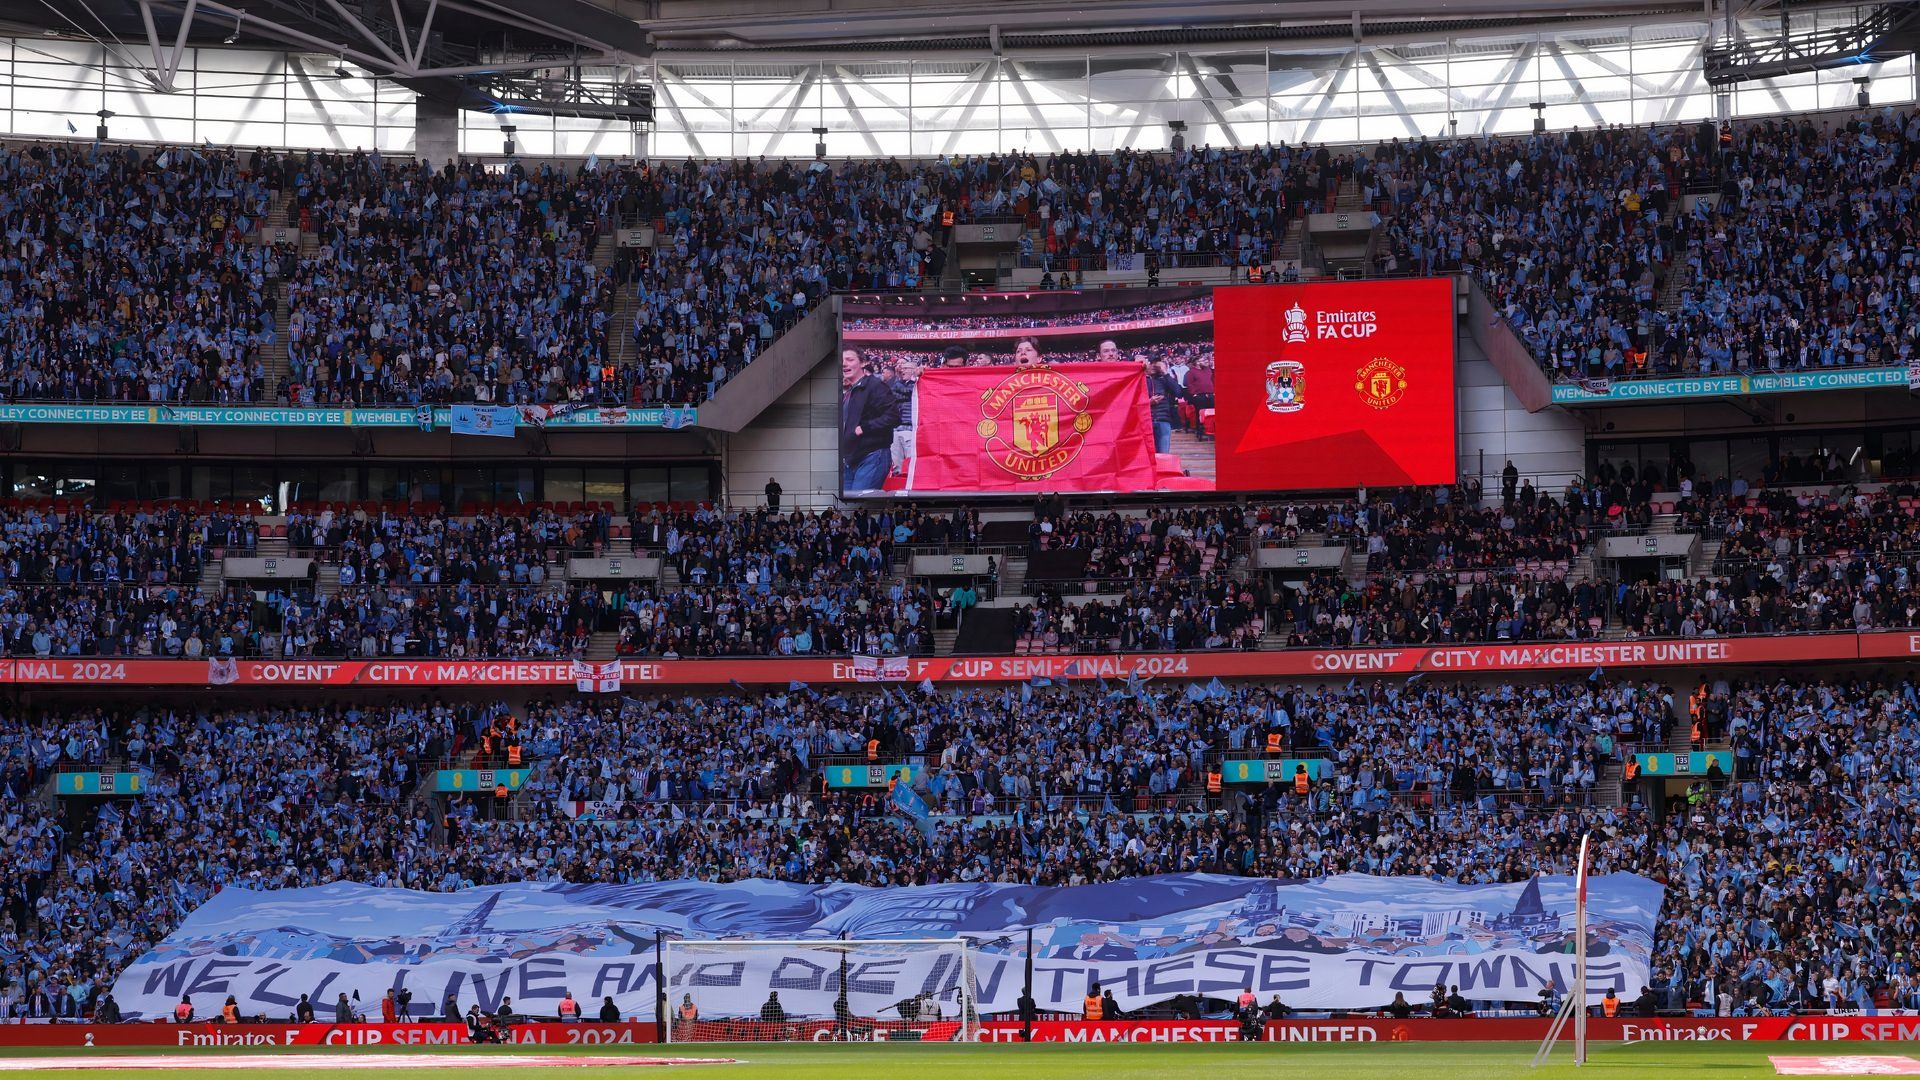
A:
[661,938,979,1043]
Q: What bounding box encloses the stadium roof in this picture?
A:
[0,0,1861,116]
[631,0,1710,53]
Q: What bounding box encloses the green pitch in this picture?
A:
[0,1040,1880,1079]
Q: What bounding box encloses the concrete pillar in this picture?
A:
[415,97,459,168]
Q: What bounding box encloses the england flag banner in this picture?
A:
[571,658,622,693]
[850,655,910,682]
[111,873,1661,1021]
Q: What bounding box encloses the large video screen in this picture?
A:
[837,279,1455,497]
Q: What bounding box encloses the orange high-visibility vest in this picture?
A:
[1205,771,1222,794]
[1248,263,1264,282]
[940,210,955,227]
[222,1002,239,1023]
[1266,733,1282,754]
[1603,996,1619,1017]
[1082,994,1102,1020]
[1624,758,1639,782]
[866,739,880,761]
[494,784,509,799]
[1294,769,1310,796]
[506,744,523,766]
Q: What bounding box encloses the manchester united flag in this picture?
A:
[905,362,1161,493]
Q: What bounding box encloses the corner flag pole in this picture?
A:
[1532,832,1592,1068]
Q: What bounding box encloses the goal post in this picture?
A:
[1532,832,1591,1068]
[661,938,979,1043]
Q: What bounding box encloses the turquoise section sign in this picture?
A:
[1633,751,1734,777]
[1553,366,1908,404]
[1221,758,1327,784]
[823,764,924,789]
[434,768,530,792]
[56,771,145,795]
[0,403,698,430]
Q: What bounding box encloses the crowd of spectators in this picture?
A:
[11,473,1920,659]
[0,504,254,586]
[283,157,616,406]
[841,296,1213,333]
[1274,569,1609,647]
[1,701,473,1020]
[950,145,1347,269]
[285,504,609,586]
[1375,112,1920,382]
[617,158,942,403]
[0,144,275,404]
[1353,493,1586,573]
[4,114,1914,403]
[14,673,1920,1019]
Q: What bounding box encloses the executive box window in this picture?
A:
[0,460,719,509]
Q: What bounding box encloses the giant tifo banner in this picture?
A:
[112,874,1660,1022]
[5,631,1918,687]
[0,1022,657,1047]
[6,1016,1919,1047]
[973,1017,1920,1043]
[839,280,1456,497]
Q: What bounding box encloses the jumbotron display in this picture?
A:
[837,279,1456,496]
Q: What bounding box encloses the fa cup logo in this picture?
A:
[1282,302,1309,344]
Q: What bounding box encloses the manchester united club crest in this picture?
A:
[976,366,1094,480]
[1354,357,1409,409]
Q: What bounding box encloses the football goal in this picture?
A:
[660,938,979,1043]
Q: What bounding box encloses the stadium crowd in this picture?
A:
[841,296,1213,333]
[1376,111,1920,381]
[7,672,1920,1019]
[2,113,1915,407]
[0,144,276,404]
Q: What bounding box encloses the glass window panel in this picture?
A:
[97,464,141,505]
[403,467,446,507]
[202,121,292,148]
[194,91,283,123]
[583,468,623,506]
[543,468,585,504]
[495,467,537,507]
[453,467,496,509]
[366,467,401,502]
[285,122,372,150]
[231,465,276,510]
[628,467,671,506]
[190,466,222,502]
[668,467,711,503]
[105,90,196,120]
[191,47,283,76]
